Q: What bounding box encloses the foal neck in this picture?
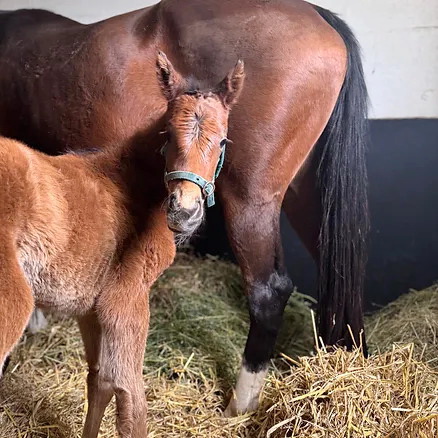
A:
[88,119,168,205]
[89,115,165,171]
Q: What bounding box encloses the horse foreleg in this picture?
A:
[220,196,292,416]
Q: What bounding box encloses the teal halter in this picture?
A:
[162,144,226,208]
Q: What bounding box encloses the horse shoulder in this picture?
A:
[0,138,41,229]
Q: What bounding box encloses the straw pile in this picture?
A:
[257,345,437,437]
[0,254,437,437]
[367,284,438,368]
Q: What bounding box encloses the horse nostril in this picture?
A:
[188,202,203,222]
[169,193,178,210]
[178,204,202,223]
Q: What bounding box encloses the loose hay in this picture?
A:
[257,345,438,437]
[0,255,437,437]
[367,284,438,368]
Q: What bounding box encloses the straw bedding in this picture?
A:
[0,255,437,437]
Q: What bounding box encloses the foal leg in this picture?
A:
[221,197,292,416]
[106,323,149,436]
[27,308,48,334]
[93,287,149,438]
[79,306,149,438]
[78,313,114,438]
[0,242,34,377]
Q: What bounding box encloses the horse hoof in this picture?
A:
[223,401,236,418]
[223,396,258,417]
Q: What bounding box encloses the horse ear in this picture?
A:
[217,60,245,109]
[156,51,184,101]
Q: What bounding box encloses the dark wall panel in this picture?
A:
[364,119,438,306]
[195,119,438,310]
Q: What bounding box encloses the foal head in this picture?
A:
[156,52,245,236]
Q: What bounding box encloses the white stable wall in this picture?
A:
[313,0,438,119]
[0,0,437,119]
[0,0,154,23]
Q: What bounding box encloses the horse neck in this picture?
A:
[88,122,167,206]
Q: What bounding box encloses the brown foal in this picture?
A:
[0,52,244,438]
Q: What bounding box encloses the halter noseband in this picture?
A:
[162,143,226,208]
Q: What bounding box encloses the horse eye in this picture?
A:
[220,139,228,148]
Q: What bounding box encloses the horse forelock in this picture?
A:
[170,95,225,161]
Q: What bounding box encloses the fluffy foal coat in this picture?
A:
[0,53,244,438]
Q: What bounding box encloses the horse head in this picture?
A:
[156,51,245,237]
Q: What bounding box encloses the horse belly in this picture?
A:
[18,248,109,316]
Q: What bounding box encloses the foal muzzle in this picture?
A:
[162,145,226,208]
[164,171,216,207]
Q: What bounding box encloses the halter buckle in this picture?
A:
[202,182,215,197]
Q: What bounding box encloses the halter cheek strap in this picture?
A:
[214,145,226,180]
[163,146,226,208]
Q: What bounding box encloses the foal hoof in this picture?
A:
[27,309,48,334]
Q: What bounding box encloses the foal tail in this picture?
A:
[314,7,369,352]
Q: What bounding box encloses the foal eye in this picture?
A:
[220,139,228,148]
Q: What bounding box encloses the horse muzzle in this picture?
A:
[166,193,204,235]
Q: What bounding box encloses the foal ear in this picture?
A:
[156,51,184,101]
[217,60,245,109]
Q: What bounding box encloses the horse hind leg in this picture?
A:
[220,192,292,416]
[282,153,321,262]
[0,242,34,377]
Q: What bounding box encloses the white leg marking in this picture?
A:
[27,309,48,334]
[224,363,268,417]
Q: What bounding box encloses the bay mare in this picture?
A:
[0,0,369,415]
[0,53,244,437]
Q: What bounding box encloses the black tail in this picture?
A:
[314,6,369,352]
